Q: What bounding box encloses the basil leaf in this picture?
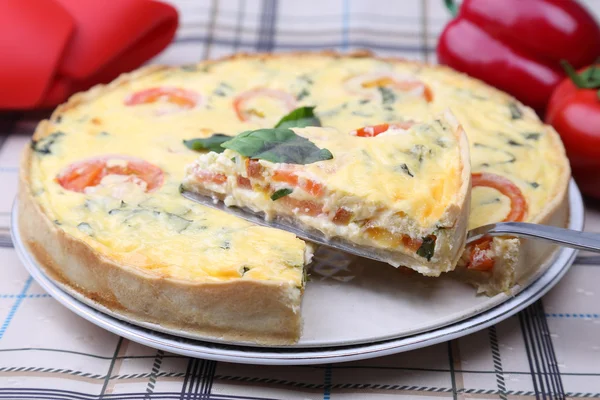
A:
[221,128,333,165]
[270,188,293,201]
[274,106,321,129]
[416,236,436,261]
[184,134,231,153]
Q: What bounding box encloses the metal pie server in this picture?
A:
[181,190,600,261]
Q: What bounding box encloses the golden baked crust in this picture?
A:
[18,50,571,347]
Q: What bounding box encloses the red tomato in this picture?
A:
[546,65,600,198]
[233,88,296,122]
[245,159,263,178]
[471,172,528,222]
[236,175,252,189]
[346,74,433,103]
[193,170,227,185]
[56,156,164,193]
[332,208,353,225]
[272,169,324,197]
[350,122,415,137]
[125,87,199,108]
[280,197,322,217]
[467,172,527,271]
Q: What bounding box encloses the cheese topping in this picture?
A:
[29,54,568,284]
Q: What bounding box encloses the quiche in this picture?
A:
[182,112,471,275]
[18,51,570,345]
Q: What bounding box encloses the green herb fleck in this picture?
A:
[530,182,540,188]
[221,128,333,165]
[241,266,251,275]
[298,74,314,85]
[523,132,541,141]
[398,163,414,177]
[213,82,233,96]
[508,102,522,120]
[31,132,65,155]
[274,106,321,129]
[181,64,198,72]
[184,134,232,153]
[378,86,396,105]
[352,110,374,117]
[220,241,231,250]
[507,139,523,146]
[416,236,436,261]
[296,88,310,101]
[77,222,94,236]
[271,188,293,201]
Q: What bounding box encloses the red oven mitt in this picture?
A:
[0,0,178,110]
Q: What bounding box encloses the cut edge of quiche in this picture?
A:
[182,110,472,276]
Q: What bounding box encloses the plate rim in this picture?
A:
[10,180,583,365]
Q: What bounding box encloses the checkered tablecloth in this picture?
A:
[1,1,600,398]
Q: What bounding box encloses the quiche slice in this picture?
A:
[182,111,471,276]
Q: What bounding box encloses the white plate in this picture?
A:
[11,181,583,363]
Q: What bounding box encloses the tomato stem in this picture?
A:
[444,0,458,17]
[561,60,587,88]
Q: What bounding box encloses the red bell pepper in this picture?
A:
[546,61,600,199]
[437,0,600,115]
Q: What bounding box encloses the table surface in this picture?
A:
[1,1,600,398]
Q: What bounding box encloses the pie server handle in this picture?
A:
[467,222,600,253]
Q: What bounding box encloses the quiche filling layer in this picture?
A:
[183,118,468,273]
[28,53,567,294]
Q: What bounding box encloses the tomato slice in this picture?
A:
[365,226,423,251]
[272,169,324,197]
[467,173,528,271]
[467,237,496,271]
[125,87,199,108]
[332,208,353,225]
[350,121,415,137]
[280,197,323,217]
[346,73,433,103]
[236,175,252,189]
[193,170,227,185]
[56,156,164,193]
[233,88,297,122]
[245,159,263,178]
[472,173,528,222]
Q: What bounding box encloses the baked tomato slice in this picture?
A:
[350,121,415,137]
[472,172,528,223]
[272,169,324,197]
[233,88,297,122]
[345,73,433,103]
[56,156,164,193]
[280,197,323,217]
[467,172,528,271]
[125,87,199,109]
[192,170,227,185]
